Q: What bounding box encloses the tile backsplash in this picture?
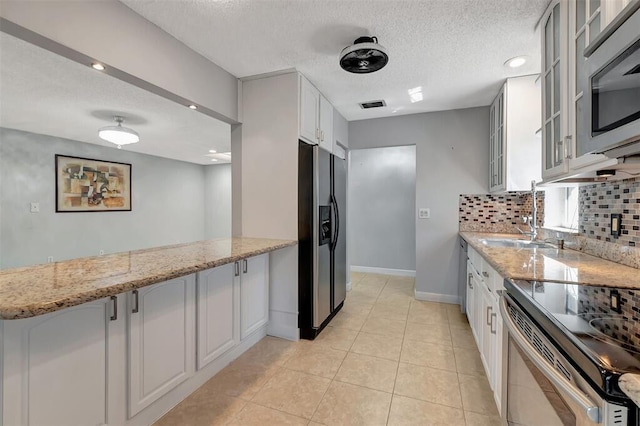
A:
[580,177,640,247]
[459,193,544,233]
[578,286,640,353]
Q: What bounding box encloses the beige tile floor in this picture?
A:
[154,272,501,426]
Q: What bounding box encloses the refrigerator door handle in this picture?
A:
[330,194,339,251]
[333,194,340,251]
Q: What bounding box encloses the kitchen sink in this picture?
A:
[479,238,556,249]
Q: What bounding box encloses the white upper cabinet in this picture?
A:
[300,76,320,145]
[541,0,571,180]
[319,94,334,153]
[299,74,335,153]
[489,75,541,192]
[541,0,630,181]
[333,108,349,160]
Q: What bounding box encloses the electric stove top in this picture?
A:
[505,279,640,401]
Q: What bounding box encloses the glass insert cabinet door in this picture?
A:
[571,0,602,158]
[542,0,570,179]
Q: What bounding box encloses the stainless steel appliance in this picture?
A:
[582,3,640,158]
[298,141,347,339]
[500,279,639,425]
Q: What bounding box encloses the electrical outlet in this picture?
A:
[418,208,431,219]
[30,202,40,213]
[47,256,54,263]
[610,290,622,313]
[99,250,105,256]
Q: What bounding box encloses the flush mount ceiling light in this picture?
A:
[504,56,527,68]
[408,86,423,103]
[340,36,389,74]
[98,116,139,149]
[91,62,105,71]
[188,104,198,110]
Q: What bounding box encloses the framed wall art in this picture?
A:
[55,155,132,212]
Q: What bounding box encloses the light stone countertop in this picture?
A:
[0,237,297,320]
[460,232,640,289]
[620,374,640,407]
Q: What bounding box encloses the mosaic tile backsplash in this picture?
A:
[459,193,545,233]
[578,286,640,353]
[580,178,640,247]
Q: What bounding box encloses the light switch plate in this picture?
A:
[418,208,430,219]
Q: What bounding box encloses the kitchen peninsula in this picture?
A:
[0,237,296,426]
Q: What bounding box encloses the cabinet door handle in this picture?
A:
[243,259,248,274]
[490,313,497,334]
[234,261,240,277]
[132,290,139,314]
[468,273,473,289]
[486,306,492,326]
[110,295,118,321]
[316,128,320,142]
[565,135,573,159]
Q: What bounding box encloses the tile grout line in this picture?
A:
[385,278,406,426]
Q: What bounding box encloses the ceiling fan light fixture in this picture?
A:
[98,116,139,148]
[340,36,389,74]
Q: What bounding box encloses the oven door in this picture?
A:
[499,293,608,426]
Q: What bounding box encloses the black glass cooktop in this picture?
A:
[505,279,640,399]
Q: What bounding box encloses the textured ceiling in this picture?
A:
[122,0,549,121]
[0,32,231,165]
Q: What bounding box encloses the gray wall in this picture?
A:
[349,107,489,301]
[204,164,232,239]
[0,128,213,269]
[349,146,416,271]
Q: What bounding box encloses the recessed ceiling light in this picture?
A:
[505,56,527,68]
[209,149,217,153]
[91,62,105,71]
[211,159,218,162]
[188,104,198,110]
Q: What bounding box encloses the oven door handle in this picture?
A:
[499,294,601,424]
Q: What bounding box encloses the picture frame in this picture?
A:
[55,155,132,212]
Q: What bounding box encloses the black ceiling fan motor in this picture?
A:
[340,36,389,74]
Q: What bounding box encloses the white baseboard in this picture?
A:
[414,290,460,305]
[267,310,299,341]
[351,265,416,277]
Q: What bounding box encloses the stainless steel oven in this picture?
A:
[582,4,640,157]
[500,291,631,425]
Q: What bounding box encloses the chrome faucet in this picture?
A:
[518,180,538,242]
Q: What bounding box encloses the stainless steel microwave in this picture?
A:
[582,5,640,158]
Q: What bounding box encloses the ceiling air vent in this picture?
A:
[359,100,386,109]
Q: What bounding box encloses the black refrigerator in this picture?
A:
[298,141,347,339]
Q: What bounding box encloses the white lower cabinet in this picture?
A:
[466,245,504,416]
[240,254,269,339]
[196,263,239,370]
[1,256,270,426]
[127,275,196,418]
[2,296,122,426]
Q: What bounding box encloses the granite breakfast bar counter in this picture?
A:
[0,237,297,426]
[0,237,297,319]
